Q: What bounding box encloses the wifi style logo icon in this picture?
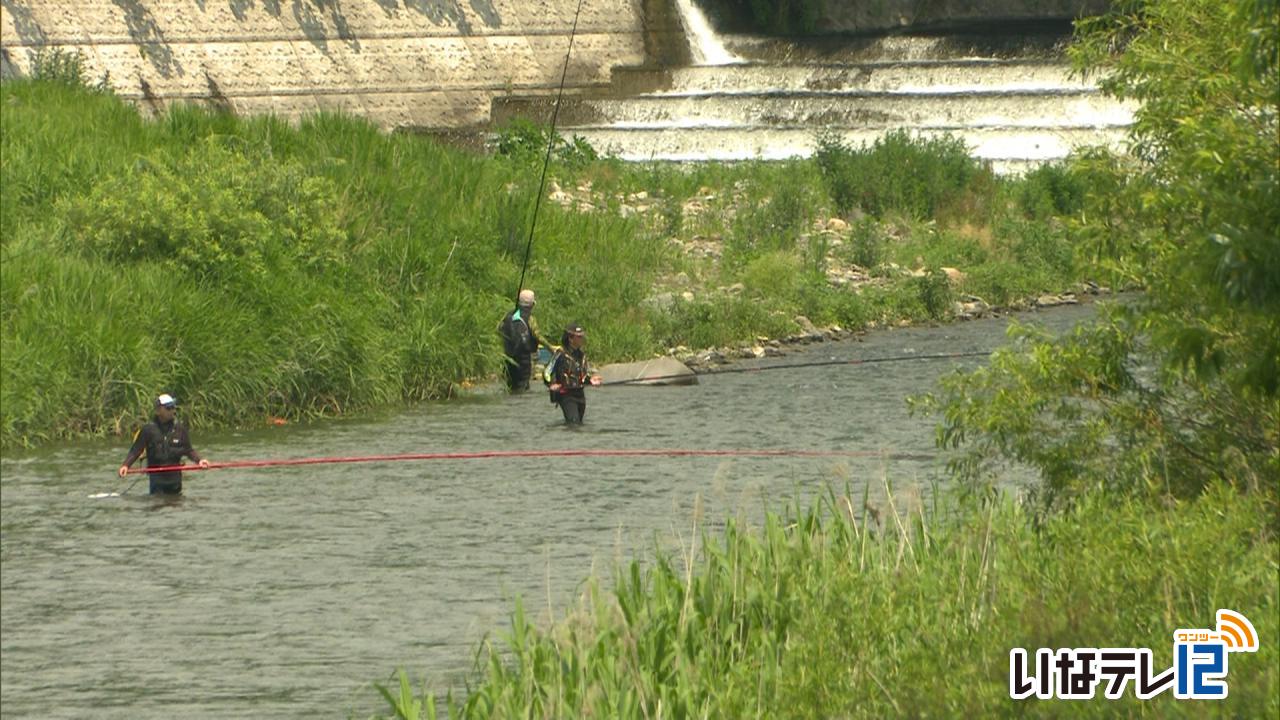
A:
[1216,610,1259,652]
[1173,609,1261,699]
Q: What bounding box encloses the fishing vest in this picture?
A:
[146,419,187,466]
[545,349,589,390]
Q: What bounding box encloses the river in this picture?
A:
[0,301,1100,718]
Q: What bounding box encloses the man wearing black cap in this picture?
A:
[118,393,210,495]
[545,323,601,423]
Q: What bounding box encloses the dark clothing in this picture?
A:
[505,363,533,393]
[498,307,545,392]
[547,347,590,424]
[122,417,202,495]
[558,393,585,423]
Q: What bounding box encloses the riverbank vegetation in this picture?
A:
[4,58,1102,448]
[367,0,1277,717]
[1,0,1274,713]
[375,486,1276,719]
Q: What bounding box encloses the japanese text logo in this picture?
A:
[1010,609,1259,700]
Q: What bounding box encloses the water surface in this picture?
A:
[0,302,1099,718]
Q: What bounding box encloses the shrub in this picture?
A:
[59,137,348,283]
[29,48,105,89]
[740,250,804,299]
[999,216,1075,277]
[1007,161,1087,219]
[914,269,954,321]
[815,130,985,219]
[494,118,598,169]
[842,217,887,269]
[723,180,808,265]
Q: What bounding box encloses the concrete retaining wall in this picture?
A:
[0,0,660,129]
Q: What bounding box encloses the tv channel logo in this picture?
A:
[1010,609,1259,700]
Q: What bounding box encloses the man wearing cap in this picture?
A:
[117,393,210,495]
[545,323,602,423]
[497,289,548,392]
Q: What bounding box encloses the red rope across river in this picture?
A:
[127,448,934,474]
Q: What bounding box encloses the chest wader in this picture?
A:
[148,424,185,495]
[548,352,588,424]
[502,311,535,392]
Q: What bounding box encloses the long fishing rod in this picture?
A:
[515,0,587,298]
[597,349,992,386]
[122,447,935,475]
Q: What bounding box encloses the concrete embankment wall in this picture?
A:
[0,0,687,129]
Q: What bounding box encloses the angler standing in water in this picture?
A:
[117,393,210,495]
[545,323,601,424]
[497,289,548,393]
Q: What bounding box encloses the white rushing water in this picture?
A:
[674,0,741,65]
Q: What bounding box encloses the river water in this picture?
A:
[0,302,1099,718]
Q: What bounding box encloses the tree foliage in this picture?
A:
[916,0,1279,515]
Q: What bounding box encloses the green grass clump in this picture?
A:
[814,130,988,220]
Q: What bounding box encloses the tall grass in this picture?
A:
[3,79,1107,447]
[0,81,665,447]
[374,483,1278,718]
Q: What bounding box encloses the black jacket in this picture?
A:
[547,347,591,401]
[498,307,544,362]
[123,417,202,471]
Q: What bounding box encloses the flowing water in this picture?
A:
[674,0,741,66]
[0,302,1101,718]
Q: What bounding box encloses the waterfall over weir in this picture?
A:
[674,0,741,66]
[493,27,1135,173]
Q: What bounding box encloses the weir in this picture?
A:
[0,1,1131,169]
[502,22,1135,171]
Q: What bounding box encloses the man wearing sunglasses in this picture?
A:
[118,393,210,495]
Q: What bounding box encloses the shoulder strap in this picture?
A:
[543,351,563,385]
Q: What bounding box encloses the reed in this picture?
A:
[372,484,1278,718]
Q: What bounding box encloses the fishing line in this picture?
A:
[103,351,981,482]
[515,0,587,298]
[597,349,992,386]
[122,447,936,475]
[88,474,142,497]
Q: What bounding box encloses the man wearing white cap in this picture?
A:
[118,393,210,494]
[497,289,548,392]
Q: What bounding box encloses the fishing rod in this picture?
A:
[90,474,144,498]
[515,0,586,298]
[596,349,992,387]
[122,447,936,475]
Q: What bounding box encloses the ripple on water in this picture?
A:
[0,302,1104,718]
